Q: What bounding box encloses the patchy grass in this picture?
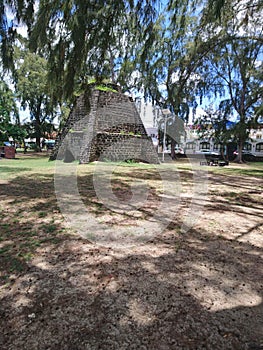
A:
[0,154,263,348]
[0,154,262,279]
[209,162,263,177]
[0,154,70,279]
[177,160,263,177]
[0,153,55,180]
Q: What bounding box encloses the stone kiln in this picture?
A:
[50,85,159,164]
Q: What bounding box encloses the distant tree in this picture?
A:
[15,47,58,150]
[194,106,238,160]
[0,80,21,143]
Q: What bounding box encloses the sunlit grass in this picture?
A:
[206,162,263,177]
[0,153,55,180]
[177,160,263,178]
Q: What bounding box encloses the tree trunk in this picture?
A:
[35,107,42,152]
[170,138,176,160]
[221,144,227,160]
[36,136,41,152]
[23,139,27,153]
[235,141,244,163]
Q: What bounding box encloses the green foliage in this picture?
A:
[199,34,263,161]
[0,81,17,119]
[0,1,168,101]
[118,130,142,137]
[14,43,59,148]
[94,85,118,93]
[0,81,23,142]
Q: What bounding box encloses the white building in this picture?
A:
[184,124,263,158]
[135,98,263,158]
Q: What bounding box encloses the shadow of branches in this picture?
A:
[0,229,262,349]
[0,166,262,349]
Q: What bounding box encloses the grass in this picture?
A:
[177,160,263,178]
[199,161,263,177]
[0,152,55,180]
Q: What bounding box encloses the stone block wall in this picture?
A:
[88,133,159,163]
[50,87,159,164]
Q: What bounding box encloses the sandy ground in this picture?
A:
[0,161,262,349]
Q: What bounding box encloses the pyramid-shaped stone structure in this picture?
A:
[50,84,159,164]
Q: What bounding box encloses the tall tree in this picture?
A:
[0,80,21,142]
[125,1,210,158]
[203,40,263,162]
[198,0,263,162]
[1,0,159,101]
[15,47,58,150]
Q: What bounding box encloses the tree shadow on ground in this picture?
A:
[0,168,262,349]
[0,227,262,350]
[208,171,263,191]
[0,168,262,263]
[0,173,70,281]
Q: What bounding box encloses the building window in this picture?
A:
[255,143,263,152]
[199,142,210,150]
[186,142,196,149]
[243,142,252,151]
[214,143,223,152]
